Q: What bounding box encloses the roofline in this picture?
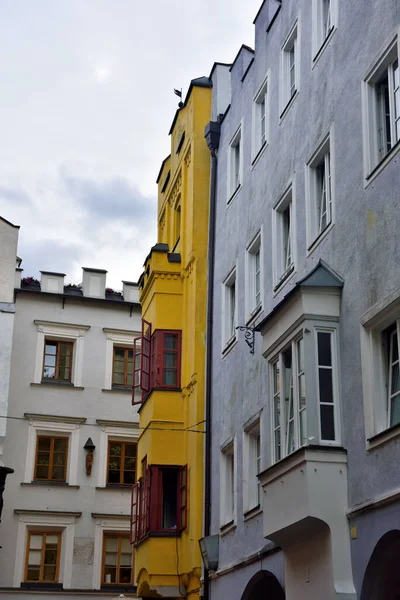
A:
[15,287,140,308]
[168,77,212,135]
[0,215,20,229]
[156,154,172,184]
[253,0,282,25]
[40,271,66,277]
[82,267,108,274]
[209,61,232,79]
[229,44,255,73]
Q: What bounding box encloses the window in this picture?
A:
[34,436,68,482]
[24,531,61,584]
[227,125,243,202]
[306,132,334,249]
[174,203,181,247]
[273,184,295,288]
[101,534,133,586]
[252,73,270,160]
[281,22,298,113]
[112,347,133,388]
[220,442,235,527]
[42,341,73,382]
[385,323,400,428]
[107,441,137,486]
[243,420,261,513]
[363,36,399,176]
[222,268,237,349]
[131,465,188,545]
[313,0,337,57]
[246,232,262,318]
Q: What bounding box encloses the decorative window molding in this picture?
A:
[243,414,262,514]
[227,123,243,203]
[97,425,139,489]
[33,321,90,387]
[305,127,335,252]
[13,511,80,589]
[245,230,263,321]
[222,266,238,351]
[280,20,299,117]
[24,416,82,486]
[252,71,270,163]
[103,328,140,391]
[312,0,338,61]
[360,286,400,448]
[272,179,296,290]
[92,515,132,590]
[220,437,236,528]
[361,32,400,181]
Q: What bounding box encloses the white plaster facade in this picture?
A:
[0,264,140,598]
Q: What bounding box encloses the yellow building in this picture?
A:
[131,77,212,599]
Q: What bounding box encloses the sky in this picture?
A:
[0,0,261,289]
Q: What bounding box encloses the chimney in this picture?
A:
[40,271,65,294]
[15,268,23,289]
[82,268,107,299]
[122,281,139,303]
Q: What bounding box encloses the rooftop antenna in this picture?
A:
[174,88,184,108]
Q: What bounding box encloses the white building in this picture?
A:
[0,261,141,598]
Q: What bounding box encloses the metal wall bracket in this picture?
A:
[236,326,256,355]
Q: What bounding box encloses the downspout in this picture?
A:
[203,120,221,600]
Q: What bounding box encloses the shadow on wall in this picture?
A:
[241,570,285,600]
[361,530,400,600]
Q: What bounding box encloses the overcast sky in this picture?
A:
[1,0,261,288]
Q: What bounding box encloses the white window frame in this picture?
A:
[97,421,139,488]
[305,128,335,252]
[23,415,84,486]
[33,320,90,387]
[103,328,140,391]
[268,323,340,466]
[220,437,236,528]
[92,515,133,589]
[280,21,299,117]
[312,0,338,60]
[362,32,400,181]
[245,230,263,321]
[222,266,237,351]
[252,71,270,163]
[13,511,79,588]
[360,288,400,448]
[272,180,296,290]
[243,414,262,514]
[227,123,243,203]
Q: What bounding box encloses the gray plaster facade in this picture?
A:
[208,1,400,599]
[0,265,141,598]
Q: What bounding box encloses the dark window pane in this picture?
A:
[53,453,66,466]
[127,373,133,386]
[391,395,400,427]
[110,444,122,456]
[113,373,124,385]
[123,471,135,485]
[38,438,51,451]
[114,348,125,359]
[58,367,70,381]
[125,444,137,457]
[163,370,177,386]
[164,334,178,350]
[162,469,178,529]
[392,332,399,362]
[27,567,40,581]
[320,404,335,440]
[318,332,332,366]
[35,465,49,479]
[164,352,177,368]
[119,567,132,583]
[318,368,334,403]
[53,438,67,452]
[391,363,400,394]
[51,466,65,480]
[44,549,57,564]
[37,453,50,465]
[108,470,120,484]
[43,565,57,581]
[104,567,116,583]
[127,349,133,360]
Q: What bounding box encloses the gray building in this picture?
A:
[207,1,400,599]
[0,262,141,598]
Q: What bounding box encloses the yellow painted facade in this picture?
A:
[134,80,212,599]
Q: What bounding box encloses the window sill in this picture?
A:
[21,582,63,590]
[246,304,263,327]
[273,265,295,294]
[102,386,132,394]
[279,89,299,122]
[96,485,132,491]
[306,221,335,256]
[31,382,84,391]
[367,422,400,450]
[100,585,136,592]
[365,139,400,187]
[227,184,242,207]
[21,482,79,489]
[251,142,268,169]
[220,520,236,536]
[312,26,336,67]
[243,505,263,522]
[222,336,238,358]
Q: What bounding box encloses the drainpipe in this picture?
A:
[203,120,221,600]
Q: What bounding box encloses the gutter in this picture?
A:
[203,120,221,600]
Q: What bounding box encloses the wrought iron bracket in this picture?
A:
[236,326,256,355]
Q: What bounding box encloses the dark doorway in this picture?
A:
[361,530,400,600]
[241,570,285,600]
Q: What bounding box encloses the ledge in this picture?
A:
[279,90,299,121]
[14,509,82,517]
[21,482,80,489]
[227,185,241,207]
[33,319,90,330]
[312,26,336,66]
[95,486,132,491]
[24,413,87,424]
[221,337,238,358]
[96,419,139,429]
[91,513,131,519]
[347,486,400,519]
[30,382,85,391]
[243,505,263,522]
[220,520,236,537]
[367,422,400,450]
[365,139,400,185]
[102,387,132,394]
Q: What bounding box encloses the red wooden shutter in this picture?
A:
[130,481,140,544]
[179,465,188,530]
[132,336,142,406]
[141,319,151,399]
